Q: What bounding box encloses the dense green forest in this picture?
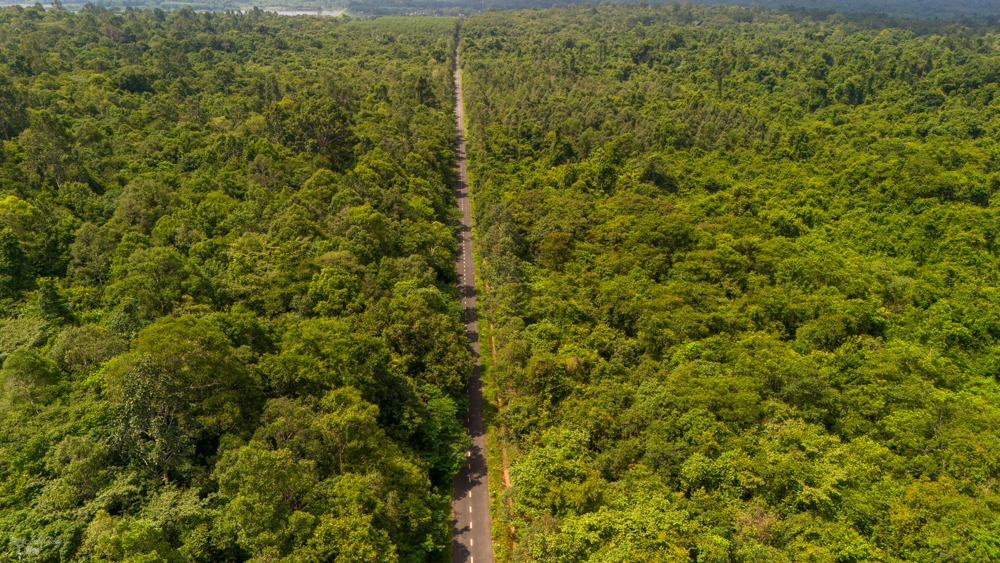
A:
[4,3,1000,562]
[688,0,999,19]
[461,5,1000,561]
[13,0,996,19]
[318,0,1000,19]
[0,6,468,561]
[347,0,996,20]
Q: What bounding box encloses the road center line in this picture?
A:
[451,48,492,563]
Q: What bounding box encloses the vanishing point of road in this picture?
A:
[450,51,495,563]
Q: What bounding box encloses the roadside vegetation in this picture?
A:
[462,5,1000,560]
[0,7,468,561]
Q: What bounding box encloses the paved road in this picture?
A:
[450,53,494,563]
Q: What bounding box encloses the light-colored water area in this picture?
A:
[262,7,345,16]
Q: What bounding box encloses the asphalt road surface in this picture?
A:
[450,53,495,563]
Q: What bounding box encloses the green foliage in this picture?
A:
[1,348,63,410]
[0,8,466,562]
[104,315,254,478]
[215,387,448,561]
[463,5,1000,560]
[0,228,28,299]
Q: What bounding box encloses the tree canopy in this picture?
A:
[461,5,1000,561]
[0,7,468,561]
